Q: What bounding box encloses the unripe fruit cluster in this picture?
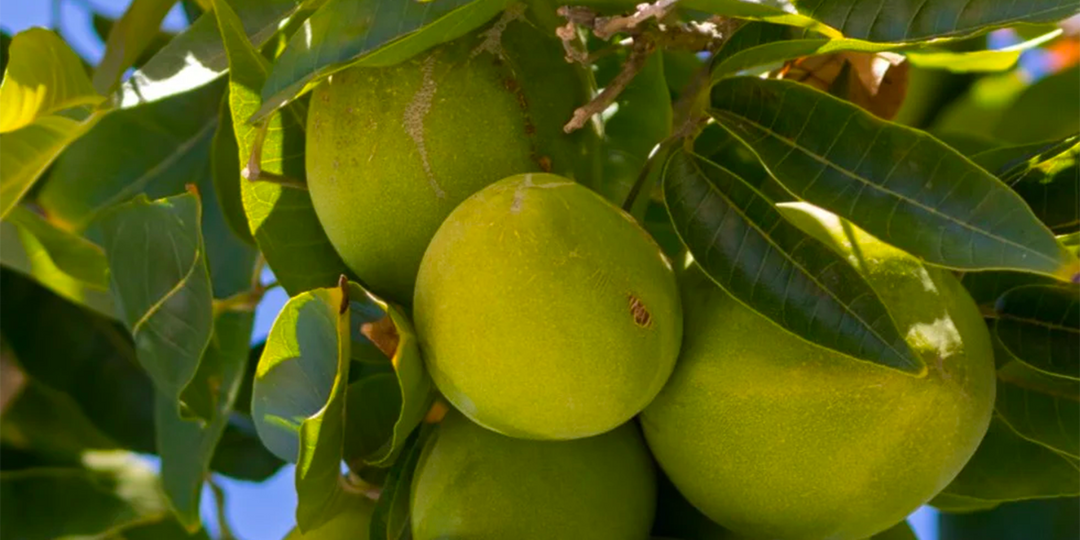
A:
[303,6,996,540]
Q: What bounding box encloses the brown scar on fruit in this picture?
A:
[628,294,653,328]
[361,315,400,360]
[402,54,445,198]
[471,3,528,59]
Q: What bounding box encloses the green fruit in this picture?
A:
[411,409,656,539]
[641,211,996,540]
[306,5,596,304]
[282,493,374,540]
[414,174,682,440]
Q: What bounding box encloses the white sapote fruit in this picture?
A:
[414,173,682,440]
[641,207,996,540]
[306,4,596,304]
[410,409,656,540]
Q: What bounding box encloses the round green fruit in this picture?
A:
[414,174,682,440]
[306,5,596,304]
[410,409,656,540]
[282,493,373,540]
[641,211,996,540]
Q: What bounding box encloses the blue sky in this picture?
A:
[0,2,940,538]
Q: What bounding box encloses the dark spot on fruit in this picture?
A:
[628,294,652,328]
[503,78,518,92]
[524,122,536,136]
[538,156,552,172]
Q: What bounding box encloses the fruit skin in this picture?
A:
[641,213,996,540]
[282,493,374,539]
[306,5,597,305]
[410,409,656,540]
[414,173,682,440]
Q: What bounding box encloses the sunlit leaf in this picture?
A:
[93,0,177,94]
[662,148,921,372]
[709,77,1078,281]
[992,66,1080,145]
[0,28,103,133]
[254,0,509,121]
[213,0,348,294]
[209,94,254,244]
[907,30,1063,73]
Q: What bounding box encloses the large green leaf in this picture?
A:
[253,0,508,121]
[0,28,103,133]
[907,30,1063,73]
[934,415,1079,507]
[252,281,350,532]
[663,148,920,372]
[683,0,1079,43]
[98,192,214,420]
[0,452,167,540]
[0,208,115,318]
[994,284,1079,381]
[38,81,223,231]
[157,310,255,529]
[93,0,178,94]
[995,358,1079,459]
[116,0,306,108]
[214,0,348,294]
[369,424,435,540]
[709,77,1078,281]
[210,94,255,244]
[91,12,178,71]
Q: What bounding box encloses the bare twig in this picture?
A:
[592,0,679,39]
[564,36,656,133]
[208,478,236,540]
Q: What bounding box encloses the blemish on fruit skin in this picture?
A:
[470,3,527,59]
[402,54,445,199]
[629,294,653,328]
[511,174,534,214]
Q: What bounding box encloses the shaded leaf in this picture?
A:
[934,415,1079,506]
[93,0,178,94]
[907,30,1063,73]
[99,191,214,420]
[938,497,1080,540]
[214,0,348,294]
[662,148,921,372]
[873,520,918,540]
[91,12,177,70]
[38,80,223,232]
[1,379,118,460]
[157,310,255,529]
[210,93,254,244]
[998,140,1078,233]
[254,0,509,121]
[0,28,103,133]
[209,414,286,482]
[992,65,1080,145]
[994,284,1079,381]
[683,0,1079,43]
[0,452,167,540]
[995,358,1079,458]
[0,208,115,318]
[116,0,306,108]
[709,77,1078,281]
[369,424,434,540]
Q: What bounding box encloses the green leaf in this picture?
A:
[995,357,1079,459]
[91,12,177,70]
[0,269,157,455]
[907,30,1063,73]
[343,282,433,467]
[213,0,348,294]
[996,140,1078,233]
[210,93,255,244]
[0,28,103,133]
[934,415,1079,506]
[0,207,115,318]
[0,452,168,540]
[1,379,119,460]
[709,77,1078,281]
[38,80,223,231]
[93,0,178,94]
[252,280,350,532]
[157,310,255,529]
[663,148,921,372]
[116,0,306,108]
[938,497,1080,539]
[369,424,434,540]
[98,191,215,420]
[872,520,918,540]
[683,0,1079,43]
[253,0,509,121]
[992,66,1080,145]
[994,284,1079,381]
[0,114,104,220]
